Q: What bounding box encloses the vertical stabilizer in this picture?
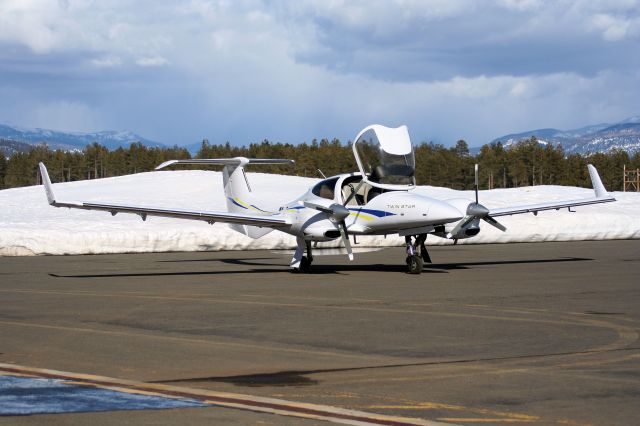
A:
[156,157,294,238]
[221,158,267,238]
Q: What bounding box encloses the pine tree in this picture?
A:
[0,154,6,189]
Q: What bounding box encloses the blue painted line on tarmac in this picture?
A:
[0,375,204,416]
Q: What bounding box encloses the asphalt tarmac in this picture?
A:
[0,239,639,425]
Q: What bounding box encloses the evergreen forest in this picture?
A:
[1,137,639,192]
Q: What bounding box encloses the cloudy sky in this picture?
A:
[0,0,639,147]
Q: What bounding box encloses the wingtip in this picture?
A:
[38,162,56,205]
[587,164,608,198]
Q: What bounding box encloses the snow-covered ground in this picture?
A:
[1,170,638,256]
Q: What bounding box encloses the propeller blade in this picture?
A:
[482,215,507,232]
[301,200,333,214]
[338,221,354,261]
[302,201,349,222]
[446,215,475,239]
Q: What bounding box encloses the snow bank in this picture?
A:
[1,170,639,256]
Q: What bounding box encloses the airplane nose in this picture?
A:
[429,201,464,223]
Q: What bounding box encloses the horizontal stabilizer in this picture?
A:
[156,157,294,170]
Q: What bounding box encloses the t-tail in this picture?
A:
[155,157,294,238]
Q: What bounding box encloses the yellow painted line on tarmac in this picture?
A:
[240,293,386,304]
[368,403,538,422]
[367,402,594,425]
[4,288,637,365]
[0,319,390,362]
[0,363,456,426]
[556,419,597,426]
[0,288,616,329]
[436,419,533,423]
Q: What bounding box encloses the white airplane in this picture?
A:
[39,124,616,274]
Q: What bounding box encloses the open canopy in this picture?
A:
[352,124,416,190]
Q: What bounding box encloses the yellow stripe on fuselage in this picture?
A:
[349,211,376,221]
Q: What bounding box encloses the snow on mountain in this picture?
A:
[0,138,33,157]
[0,123,165,152]
[486,116,640,155]
[0,170,638,256]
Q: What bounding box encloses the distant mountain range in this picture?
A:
[0,138,33,157]
[3,116,640,159]
[0,123,164,154]
[486,115,640,155]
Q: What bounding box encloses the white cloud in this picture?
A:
[135,56,169,67]
[0,0,66,53]
[497,0,543,11]
[91,56,122,67]
[0,1,638,147]
[590,13,640,41]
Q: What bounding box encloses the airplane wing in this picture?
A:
[489,164,616,217]
[38,163,290,228]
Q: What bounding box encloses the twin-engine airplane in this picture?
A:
[39,124,616,274]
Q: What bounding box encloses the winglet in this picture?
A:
[587,164,609,199]
[38,162,56,205]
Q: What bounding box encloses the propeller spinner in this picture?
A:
[447,164,507,239]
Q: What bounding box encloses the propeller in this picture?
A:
[447,164,506,239]
[302,200,353,260]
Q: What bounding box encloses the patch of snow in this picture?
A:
[0,171,638,256]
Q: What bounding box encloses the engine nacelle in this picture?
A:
[298,224,341,242]
[443,218,481,240]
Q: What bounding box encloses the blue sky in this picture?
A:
[0,0,639,147]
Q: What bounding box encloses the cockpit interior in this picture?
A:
[311,175,385,206]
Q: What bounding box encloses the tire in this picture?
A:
[300,256,312,273]
[406,255,423,274]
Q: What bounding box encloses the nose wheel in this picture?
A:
[406,254,423,274]
[405,234,431,274]
[291,239,314,273]
[299,255,312,273]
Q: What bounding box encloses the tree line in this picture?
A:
[1,137,639,191]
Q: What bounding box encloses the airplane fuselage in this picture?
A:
[278,173,464,242]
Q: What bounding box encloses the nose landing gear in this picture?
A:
[405,234,432,274]
[291,238,314,273]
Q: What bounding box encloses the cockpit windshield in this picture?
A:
[312,177,339,200]
[353,126,415,187]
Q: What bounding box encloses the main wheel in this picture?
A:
[406,255,423,274]
[300,256,312,273]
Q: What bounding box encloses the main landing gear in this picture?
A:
[290,235,433,274]
[405,234,432,274]
[291,238,314,273]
